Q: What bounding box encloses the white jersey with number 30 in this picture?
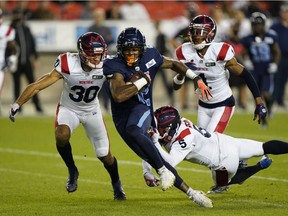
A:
[54,52,105,115]
[176,42,235,104]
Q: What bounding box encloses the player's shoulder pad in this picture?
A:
[213,42,235,61]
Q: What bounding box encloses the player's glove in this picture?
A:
[193,76,212,101]
[267,63,278,74]
[253,103,267,124]
[189,189,213,208]
[148,128,160,144]
[144,171,160,187]
[7,55,18,73]
[9,103,20,122]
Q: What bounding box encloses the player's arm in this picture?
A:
[268,42,281,74]
[161,56,212,100]
[9,69,62,122]
[108,72,147,103]
[226,57,266,123]
[4,40,18,73]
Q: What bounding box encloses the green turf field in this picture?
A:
[1,113,288,216]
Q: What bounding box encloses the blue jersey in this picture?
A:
[241,30,278,73]
[103,46,164,116]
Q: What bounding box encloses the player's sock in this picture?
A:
[263,140,288,154]
[228,165,262,185]
[56,142,76,169]
[104,157,120,184]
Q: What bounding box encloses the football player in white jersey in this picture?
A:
[173,15,267,133]
[143,106,288,195]
[8,32,126,200]
[0,9,18,107]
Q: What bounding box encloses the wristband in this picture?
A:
[185,69,197,80]
[133,77,148,91]
[173,75,185,85]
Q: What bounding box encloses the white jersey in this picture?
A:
[157,117,264,182]
[175,42,235,104]
[55,52,106,115]
[0,24,15,71]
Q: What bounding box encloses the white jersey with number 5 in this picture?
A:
[54,52,105,115]
[176,42,234,104]
[158,117,264,182]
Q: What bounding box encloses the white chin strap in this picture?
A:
[192,41,211,50]
[86,61,103,69]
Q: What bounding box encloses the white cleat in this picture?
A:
[189,190,213,208]
[157,166,175,191]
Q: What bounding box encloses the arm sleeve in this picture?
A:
[239,68,261,98]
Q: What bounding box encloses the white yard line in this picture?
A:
[1,147,288,183]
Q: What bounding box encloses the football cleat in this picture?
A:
[157,166,175,191]
[259,155,272,169]
[113,180,126,200]
[66,166,79,193]
[207,185,230,194]
[189,190,213,208]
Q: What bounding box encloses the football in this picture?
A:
[127,72,144,83]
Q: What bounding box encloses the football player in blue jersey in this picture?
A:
[103,27,213,207]
[241,12,281,125]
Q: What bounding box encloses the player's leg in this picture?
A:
[55,105,80,192]
[228,137,272,185]
[83,108,126,200]
[207,105,235,133]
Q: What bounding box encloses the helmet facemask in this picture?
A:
[188,15,217,50]
[77,32,107,69]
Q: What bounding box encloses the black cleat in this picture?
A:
[113,180,126,200]
[66,167,79,193]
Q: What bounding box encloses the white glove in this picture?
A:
[9,103,20,122]
[144,171,160,187]
[148,128,160,144]
[7,55,18,73]
[243,59,254,71]
[189,190,213,208]
[267,63,278,74]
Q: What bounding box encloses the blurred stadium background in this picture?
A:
[0,0,287,116]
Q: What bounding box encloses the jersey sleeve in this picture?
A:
[6,27,15,41]
[216,42,235,62]
[168,134,195,167]
[54,52,70,75]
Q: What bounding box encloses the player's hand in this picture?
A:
[148,128,160,144]
[144,171,160,187]
[253,103,267,124]
[189,189,213,208]
[9,103,20,122]
[7,55,18,73]
[193,76,212,101]
[267,63,278,74]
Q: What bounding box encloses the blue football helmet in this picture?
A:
[154,106,181,142]
[188,15,217,50]
[117,27,146,66]
[77,32,107,69]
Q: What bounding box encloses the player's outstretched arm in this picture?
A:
[162,56,212,101]
[227,58,267,124]
[9,69,62,122]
